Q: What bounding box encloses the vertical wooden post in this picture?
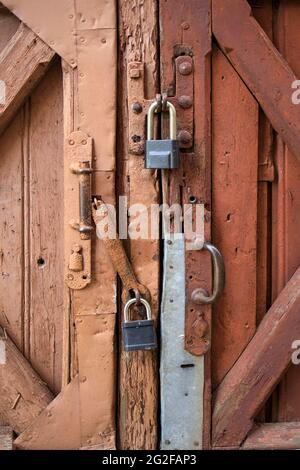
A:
[159,0,212,448]
[118,0,160,450]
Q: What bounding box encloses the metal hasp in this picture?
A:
[122,297,157,352]
[72,160,93,240]
[192,242,225,304]
[145,100,179,169]
[64,131,93,290]
[160,234,204,450]
[127,58,194,156]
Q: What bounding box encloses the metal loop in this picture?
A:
[191,242,225,305]
[124,297,152,322]
[147,99,177,141]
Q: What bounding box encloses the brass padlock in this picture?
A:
[145,100,179,169]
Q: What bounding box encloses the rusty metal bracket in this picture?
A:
[64,131,92,290]
[127,56,194,155]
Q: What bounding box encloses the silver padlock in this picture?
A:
[122,297,157,352]
[145,100,179,169]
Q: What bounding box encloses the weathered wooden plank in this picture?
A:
[212,265,300,448]
[0,23,55,136]
[270,0,300,424]
[118,0,160,450]
[0,426,13,450]
[212,0,300,161]
[0,113,23,350]
[0,328,53,435]
[242,423,300,450]
[25,62,64,394]
[211,46,258,388]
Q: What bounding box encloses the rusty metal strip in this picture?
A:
[127,56,194,155]
[1,0,77,66]
[75,315,116,449]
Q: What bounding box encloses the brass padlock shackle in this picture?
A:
[147,100,177,141]
[124,297,152,322]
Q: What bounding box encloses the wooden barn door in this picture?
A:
[1,0,300,452]
[0,1,118,450]
[211,0,300,450]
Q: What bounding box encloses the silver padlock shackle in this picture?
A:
[147,100,177,141]
[124,297,152,322]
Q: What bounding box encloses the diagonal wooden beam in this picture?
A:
[212,266,300,447]
[0,22,55,135]
[212,0,300,161]
[242,423,300,450]
[0,327,53,435]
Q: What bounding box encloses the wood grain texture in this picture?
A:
[242,422,300,450]
[212,266,300,448]
[212,0,300,161]
[0,23,55,136]
[0,328,53,435]
[26,62,64,394]
[271,0,300,423]
[0,3,19,52]
[118,0,159,450]
[212,46,258,388]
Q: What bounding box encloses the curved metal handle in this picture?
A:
[191,242,225,305]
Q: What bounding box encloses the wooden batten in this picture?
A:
[0,23,55,135]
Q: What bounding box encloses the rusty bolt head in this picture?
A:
[132,102,143,114]
[181,21,190,30]
[178,95,192,109]
[67,273,74,281]
[178,129,192,145]
[129,68,141,79]
[178,61,193,76]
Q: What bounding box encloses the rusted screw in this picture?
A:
[69,139,75,145]
[129,68,141,79]
[178,61,193,75]
[178,129,192,145]
[191,288,209,304]
[181,21,190,30]
[132,102,143,114]
[67,273,74,281]
[178,95,192,109]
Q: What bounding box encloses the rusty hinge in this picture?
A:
[127,56,194,155]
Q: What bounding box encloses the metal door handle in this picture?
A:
[191,242,225,305]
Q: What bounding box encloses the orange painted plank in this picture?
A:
[212,0,300,161]
[213,266,300,448]
[243,422,300,450]
[272,0,300,422]
[212,46,258,388]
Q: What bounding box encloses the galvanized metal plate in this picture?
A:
[160,234,204,450]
